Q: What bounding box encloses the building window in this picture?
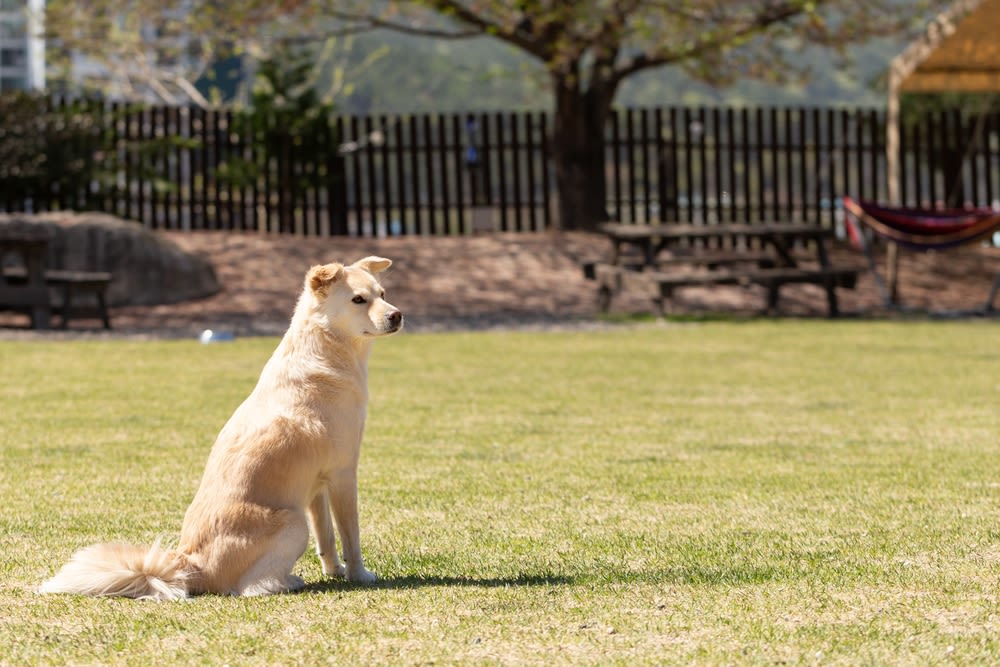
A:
[0,75,25,90]
[1,48,24,67]
[0,20,25,40]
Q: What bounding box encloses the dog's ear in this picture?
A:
[307,263,344,295]
[352,256,392,275]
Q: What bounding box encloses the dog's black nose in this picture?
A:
[388,310,402,327]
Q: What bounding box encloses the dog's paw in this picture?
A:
[241,575,305,597]
[346,566,377,584]
[323,562,347,578]
[287,575,306,592]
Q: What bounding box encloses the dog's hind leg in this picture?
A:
[329,471,376,583]
[236,511,310,596]
[308,488,345,577]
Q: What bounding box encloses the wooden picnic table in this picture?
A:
[0,232,52,329]
[586,222,865,317]
[0,230,113,330]
[600,221,835,267]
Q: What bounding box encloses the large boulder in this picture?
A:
[0,212,220,306]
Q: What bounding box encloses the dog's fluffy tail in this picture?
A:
[39,539,193,601]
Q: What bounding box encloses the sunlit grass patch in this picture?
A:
[2,321,999,664]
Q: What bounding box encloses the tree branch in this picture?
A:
[393,0,550,59]
[322,9,482,40]
[610,1,811,83]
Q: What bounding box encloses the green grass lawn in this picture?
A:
[2,321,999,665]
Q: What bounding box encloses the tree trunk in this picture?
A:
[550,81,614,231]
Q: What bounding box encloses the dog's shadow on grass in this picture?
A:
[303,573,574,593]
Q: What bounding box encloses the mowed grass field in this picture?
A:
[1,321,999,665]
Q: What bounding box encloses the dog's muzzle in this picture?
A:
[385,309,403,333]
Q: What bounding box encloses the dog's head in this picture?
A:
[304,256,403,337]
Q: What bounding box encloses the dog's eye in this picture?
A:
[352,295,367,304]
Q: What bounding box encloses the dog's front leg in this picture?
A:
[308,488,345,577]
[329,471,376,583]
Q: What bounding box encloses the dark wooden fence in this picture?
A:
[606,106,1000,229]
[1,99,998,236]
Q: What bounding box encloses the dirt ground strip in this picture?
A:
[2,231,999,338]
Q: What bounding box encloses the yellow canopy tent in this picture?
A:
[881,0,1000,302]
[887,0,1000,204]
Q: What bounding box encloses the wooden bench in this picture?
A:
[581,251,776,280]
[587,262,864,317]
[3,268,112,329]
[655,250,778,271]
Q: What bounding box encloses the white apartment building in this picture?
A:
[0,0,44,92]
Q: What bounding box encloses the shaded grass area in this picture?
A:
[2,321,1000,664]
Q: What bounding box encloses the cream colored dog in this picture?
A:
[40,257,402,599]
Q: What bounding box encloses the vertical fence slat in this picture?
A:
[797,108,807,222]
[626,109,637,224]
[811,108,822,225]
[839,109,851,207]
[183,106,194,231]
[668,108,680,222]
[489,112,509,231]
[924,112,936,205]
[347,116,362,235]
[755,109,766,223]
[871,109,884,208]
[420,115,435,234]
[480,111,493,210]
[167,105,178,230]
[653,108,665,222]
[711,107,726,222]
[539,111,552,231]
[985,111,996,206]
[608,109,621,222]
[492,112,507,231]
[123,104,135,222]
[261,108,273,233]
[105,101,118,216]
[784,108,794,222]
[362,116,377,235]
[725,108,737,222]
[697,107,708,229]
[433,115,448,234]
[153,105,164,229]
[739,108,750,223]
[329,117,347,236]
[968,110,982,206]
[449,114,464,234]
[827,108,838,214]
[681,108,693,224]
[639,108,652,223]
[200,107,212,230]
[768,108,779,223]
[777,108,792,220]
[394,117,408,235]
[307,117,320,236]
[525,113,539,231]
[138,106,150,226]
[510,113,525,231]
[405,115,420,234]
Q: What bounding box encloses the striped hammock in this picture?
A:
[842,196,1000,250]
[842,196,1000,312]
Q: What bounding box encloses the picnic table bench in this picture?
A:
[0,232,112,329]
[584,222,866,317]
